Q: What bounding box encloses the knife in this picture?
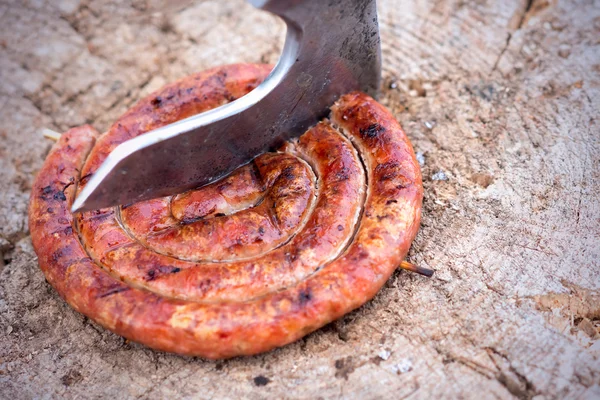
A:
[72,0,381,212]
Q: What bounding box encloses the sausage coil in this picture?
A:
[29,64,423,359]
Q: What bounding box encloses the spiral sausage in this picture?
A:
[29,64,423,359]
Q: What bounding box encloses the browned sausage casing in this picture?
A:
[29,64,423,359]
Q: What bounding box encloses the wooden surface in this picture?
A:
[1,0,599,398]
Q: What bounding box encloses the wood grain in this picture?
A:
[0,0,598,398]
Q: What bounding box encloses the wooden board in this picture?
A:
[0,0,598,398]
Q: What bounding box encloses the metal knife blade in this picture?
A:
[72,0,381,212]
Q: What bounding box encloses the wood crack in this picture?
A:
[486,347,538,400]
[490,0,534,75]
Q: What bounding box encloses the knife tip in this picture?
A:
[71,194,86,213]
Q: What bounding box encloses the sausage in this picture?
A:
[28,63,423,359]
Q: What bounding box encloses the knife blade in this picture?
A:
[72,0,381,212]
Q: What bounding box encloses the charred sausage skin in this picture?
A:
[29,64,422,359]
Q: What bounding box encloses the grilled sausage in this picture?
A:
[29,64,422,359]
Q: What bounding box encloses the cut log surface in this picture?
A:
[0,0,598,398]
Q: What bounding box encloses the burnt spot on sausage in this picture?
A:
[359,123,385,138]
[375,162,400,181]
[258,226,265,235]
[396,175,412,190]
[181,216,202,225]
[40,185,61,201]
[337,224,344,231]
[98,286,130,298]
[298,288,312,305]
[393,175,414,190]
[351,248,369,262]
[51,249,64,263]
[41,185,53,196]
[335,168,350,182]
[53,191,67,201]
[150,96,162,108]
[79,173,93,185]
[50,226,73,236]
[146,265,182,280]
[386,199,398,205]
[147,269,157,281]
[281,165,296,181]
[85,211,114,223]
[154,265,181,275]
[198,279,212,292]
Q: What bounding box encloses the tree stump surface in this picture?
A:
[0,0,598,398]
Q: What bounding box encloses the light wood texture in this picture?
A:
[0,0,598,398]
